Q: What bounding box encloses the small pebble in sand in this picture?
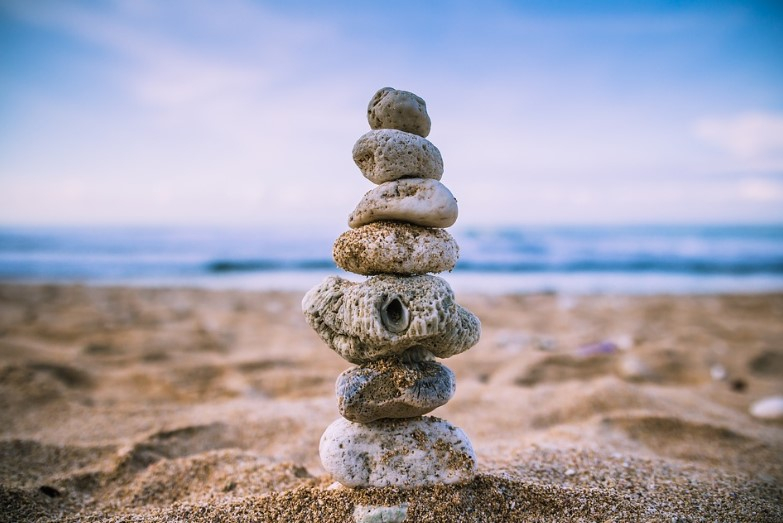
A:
[617,354,655,382]
[710,363,728,381]
[353,503,409,523]
[576,341,618,358]
[749,395,783,420]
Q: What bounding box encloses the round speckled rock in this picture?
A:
[352,129,443,185]
[320,416,477,488]
[333,221,457,275]
[337,350,455,423]
[301,274,481,364]
[367,87,431,137]
[349,178,458,229]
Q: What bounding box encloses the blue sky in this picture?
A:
[1,0,782,228]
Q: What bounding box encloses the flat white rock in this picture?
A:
[353,129,443,185]
[749,395,783,420]
[320,416,477,488]
[367,87,431,137]
[333,221,458,275]
[349,178,458,229]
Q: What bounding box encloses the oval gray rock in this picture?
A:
[367,87,431,137]
[333,221,458,275]
[320,416,477,488]
[352,129,443,185]
[349,178,458,229]
[301,274,481,363]
[337,354,456,423]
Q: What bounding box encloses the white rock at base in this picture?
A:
[320,416,477,488]
[349,178,458,229]
[749,395,783,420]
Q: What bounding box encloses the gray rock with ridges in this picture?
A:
[301,274,481,364]
[337,350,455,423]
[333,221,458,275]
[352,129,443,185]
[320,416,477,488]
[367,87,431,137]
[349,178,458,229]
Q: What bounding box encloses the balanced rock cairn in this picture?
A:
[303,87,481,488]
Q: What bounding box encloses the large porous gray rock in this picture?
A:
[337,349,455,423]
[320,416,477,488]
[367,87,431,137]
[333,221,458,275]
[349,178,458,229]
[301,274,481,363]
[352,129,443,185]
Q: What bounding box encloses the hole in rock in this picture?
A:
[39,486,61,498]
[381,295,410,334]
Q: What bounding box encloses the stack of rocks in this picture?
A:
[302,87,481,488]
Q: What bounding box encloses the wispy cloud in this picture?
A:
[1,0,781,225]
[694,112,783,156]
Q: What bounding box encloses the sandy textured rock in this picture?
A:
[349,178,458,229]
[301,274,481,363]
[336,350,455,423]
[352,130,443,185]
[367,87,431,137]
[320,416,477,488]
[333,221,458,275]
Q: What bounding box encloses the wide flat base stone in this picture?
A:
[319,416,477,488]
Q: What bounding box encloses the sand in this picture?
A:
[0,283,781,522]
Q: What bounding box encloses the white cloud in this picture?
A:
[694,112,783,159]
[738,178,783,202]
[2,0,782,226]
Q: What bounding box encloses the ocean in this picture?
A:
[1,225,782,294]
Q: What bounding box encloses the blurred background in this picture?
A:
[1,0,782,293]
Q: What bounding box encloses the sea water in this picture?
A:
[1,225,781,294]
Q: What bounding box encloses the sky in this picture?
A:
[1,0,782,229]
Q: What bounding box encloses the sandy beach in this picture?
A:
[1,283,781,522]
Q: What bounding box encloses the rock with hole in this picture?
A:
[301,274,480,364]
